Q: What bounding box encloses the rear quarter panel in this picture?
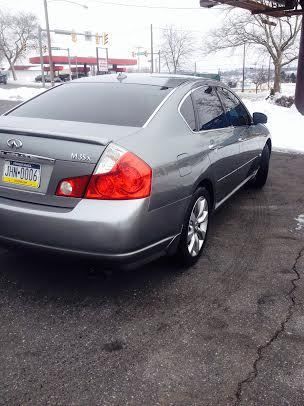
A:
[117,84,216,237]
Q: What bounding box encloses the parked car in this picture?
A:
[35,74,62,83]
[58,73,71,82]
[71,73,87,80]
[0,74,271,268]
[0,71,7,85]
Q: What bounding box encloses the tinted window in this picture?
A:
[219,87,251,126]
[192,86,228,131]
[180,95,196,131]
[9,83,172,127]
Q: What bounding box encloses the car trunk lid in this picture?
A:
[0,116,139,208]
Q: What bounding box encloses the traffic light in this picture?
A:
[95,32,100,45]
[71,31,77,43]
[43,45,47,54]
[102,32,109,46]
[84,31,92,41]
[23,42,27,52]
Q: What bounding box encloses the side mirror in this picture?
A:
[253,112,267,125]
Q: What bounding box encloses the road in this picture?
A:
[0,99,21,112]
[0,100,304,405]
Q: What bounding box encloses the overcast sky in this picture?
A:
[0,0,268,72]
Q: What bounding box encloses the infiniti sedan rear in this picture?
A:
[0,74,271,268]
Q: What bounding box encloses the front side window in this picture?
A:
[192,86,228,131]
[180,94,196,131]
[8,83,172,128]
[218,87,251,127]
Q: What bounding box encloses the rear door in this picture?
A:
[217,87,260,181]
[191,85,241,202]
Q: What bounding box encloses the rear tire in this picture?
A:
[250,144,270,188]
[176,187,211,267]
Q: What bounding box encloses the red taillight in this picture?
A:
[56,175,91,198]
[55,144,152,200]
[85,151,152,199]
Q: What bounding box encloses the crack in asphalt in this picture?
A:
[234,245,304,406]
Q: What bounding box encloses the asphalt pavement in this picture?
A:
[0,99,304,405]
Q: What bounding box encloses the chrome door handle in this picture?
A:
[209,143,223,150]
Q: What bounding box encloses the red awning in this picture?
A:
[29,56,137,66]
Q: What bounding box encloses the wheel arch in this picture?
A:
[195,178,215,212]
[266,138,272,154]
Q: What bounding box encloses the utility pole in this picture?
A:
[38,26,46,88]
[136,47,141,72]
[96,47,100,74]
[43,0,54,86]
[75,56,78,78]
[150,24,154,73]
[268,56,271,90]
[242,43,246,93]
[67,48,72,81]
[158,50,161,74]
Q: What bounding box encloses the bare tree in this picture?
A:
[161,26,195,74]
[252,66,267,93]
[206,11,301,93]
[0,11,39,80]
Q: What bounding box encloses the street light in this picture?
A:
[43,0,88,86]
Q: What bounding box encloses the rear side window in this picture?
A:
[8,83,172,127]
[218,87,251,126]
[180,95,196,131]
[192,86,228,131]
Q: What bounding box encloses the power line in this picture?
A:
[87,0,206,10]
[157,26,210,33]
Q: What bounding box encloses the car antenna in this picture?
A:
[117,72,127,82]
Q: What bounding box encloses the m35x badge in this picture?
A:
[71,153,91,162]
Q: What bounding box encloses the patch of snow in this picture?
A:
[0,86,45,101]
[280,83,296,97]
[295,214,304,231]
[239,91,304,154]
[7,79,49,88]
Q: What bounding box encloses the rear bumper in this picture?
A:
[0,234,179,269]
[0,196,183,268]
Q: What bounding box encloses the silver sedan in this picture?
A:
[0,73,271,268]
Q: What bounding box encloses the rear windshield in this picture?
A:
[8,82,172,127]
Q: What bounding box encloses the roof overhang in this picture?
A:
[200,0,304,17]
[199,0,304,114]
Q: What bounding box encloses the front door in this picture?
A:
[217,87,261,181]
[191,85,241,202]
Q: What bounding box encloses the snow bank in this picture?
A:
[0,87,44,101]
[6,80,46,88]
[240,94,304,154]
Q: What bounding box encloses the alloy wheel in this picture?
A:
[187,196,209,257]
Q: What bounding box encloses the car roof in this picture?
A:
[73,72,219,89]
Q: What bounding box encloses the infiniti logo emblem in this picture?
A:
[7,139,23,149]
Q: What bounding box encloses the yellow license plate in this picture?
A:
[2,160,41,189]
